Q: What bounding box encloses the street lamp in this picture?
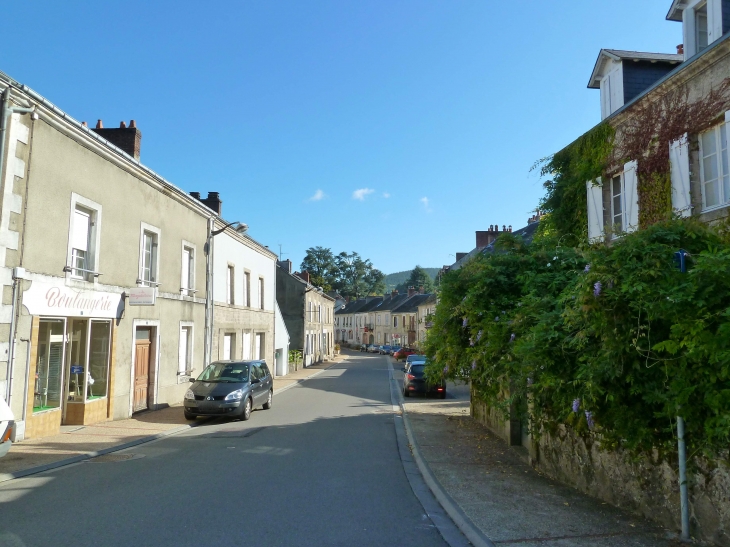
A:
[203,220,248,366]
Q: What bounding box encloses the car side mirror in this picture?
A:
[188,377,196,383]
[251,378,260,384]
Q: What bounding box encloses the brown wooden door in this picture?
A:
[134,340,151,412]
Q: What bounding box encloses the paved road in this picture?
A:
[0,354,451,547]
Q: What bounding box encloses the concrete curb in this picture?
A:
[387,359,497,547]
[0,359,345,485]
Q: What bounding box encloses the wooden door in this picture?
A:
[134,340,151,412]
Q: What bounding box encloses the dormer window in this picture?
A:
[668,0,727,60]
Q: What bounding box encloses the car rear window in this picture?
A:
[410,365,425,374]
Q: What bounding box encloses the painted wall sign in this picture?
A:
[128,286,156,306]
[23,280,124,318]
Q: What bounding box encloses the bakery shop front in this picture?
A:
[22,279,124,438]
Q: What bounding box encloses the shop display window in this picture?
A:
[66,319,111,403]
[33,320,65,413]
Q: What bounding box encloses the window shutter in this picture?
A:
[586,178,604,242]
[179,328,189,372]
[683,7,697,58]
[710,0,723,43]
[623,160,639,232]
[670,134,692,217]
[609,68,624,113]
[182,249,190,290]
[600,77,610,120]
[72,210,90,251]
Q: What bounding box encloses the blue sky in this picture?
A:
[5,1,682,274]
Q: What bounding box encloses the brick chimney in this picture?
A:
[455,252,468,261]
[475,225,501,249]
[408,286,417,297]
[278,259,292,273]
[391,289,399,298]
[200,192,222,215]
[419,285,424,294]
[299,270,310,283]
[92,119,142,160]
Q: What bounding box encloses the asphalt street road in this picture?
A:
[0,354,453,547]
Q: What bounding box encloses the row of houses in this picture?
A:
[0,70,334,442]
[334,287,436,349]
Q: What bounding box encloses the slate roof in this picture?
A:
[335,298,368,315]
[588,49,682,88]
[449,221,541,271]
[373,293,412,312]
[392,293,434,314]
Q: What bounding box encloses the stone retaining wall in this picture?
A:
[472,398,730,545]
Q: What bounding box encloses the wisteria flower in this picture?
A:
[547,262,552,267]
[585,411,595,430]
[462,318,468,328]
[553,256,558,261]
[584,264,591,273]
[443,366,449,374]
[469,338,474,347]
[593,281,602,297]
[471,360,477,370]
[476,330,483,342]
[572,398,580,413]
[494,316,500,322]
[527,377,533,386]
[509,333,516,343]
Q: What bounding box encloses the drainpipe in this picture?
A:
[203,217,214,367]
[677,415,690,541]
[20,338,31,424]
[1,87,35,406]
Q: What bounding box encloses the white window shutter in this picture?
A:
[683,7,697,59]
[710,0,723,43]
[586,178,604,242]
[670,134,692,217]
[623,160,639,232]
[609,68,624,113]
[179,328,189,372]
[600,77,610,120]
[181,249,190,290]
[72,210,90,251]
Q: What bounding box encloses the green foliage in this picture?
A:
[394,265,436,295]
[385,268,439,292]
[425,220,730,455]
[536,123,615,242]
[300,248,385,298]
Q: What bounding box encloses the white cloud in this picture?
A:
[307,189,326,202]
[382,192,391,198]
[420,196,432,212]
[352,188,375,201]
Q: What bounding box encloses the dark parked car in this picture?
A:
[359,344,368,352]
[402,361,446,398]
[368,344,381,353]
[379,345,392,355]
[184,360,273,421]
[406,354,426,364]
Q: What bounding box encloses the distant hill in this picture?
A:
[384,268,439,292]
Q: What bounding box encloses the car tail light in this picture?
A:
[1,422,13,442]
[406,374,415,380]
[437,387,444,391]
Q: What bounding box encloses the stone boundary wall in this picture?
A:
[472,398,730,545]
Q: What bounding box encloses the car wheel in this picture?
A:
[263,389,273,410]
[184,411,197,421]
[242,398,252,421]
[439,391,446,399]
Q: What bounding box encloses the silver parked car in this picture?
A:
[184,360,273,421]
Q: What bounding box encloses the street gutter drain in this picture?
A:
[86,453,141,463]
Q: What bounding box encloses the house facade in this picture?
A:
[0,74,214,440]
[209,219,278,369]
[276,262,335,367]
[583,1,730,240]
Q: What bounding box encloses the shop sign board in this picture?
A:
[128,287,156,306]
[70,365,83,374]
[23,280,124,319]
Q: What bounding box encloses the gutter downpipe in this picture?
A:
[20,338,31,424]
[1,87,34,406]
[204,217,214,367]
[677,415,690,541]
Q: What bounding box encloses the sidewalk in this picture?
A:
[0,354,345,482]
[402,382,684,547]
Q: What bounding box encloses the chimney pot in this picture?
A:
[509,225,512,232]
[129,119,137,128]
[81,121,88,127]
[96,119,103,129]
[189,192,201,200]
[502,225,507,231]
[120,121,127,128]
[391,289,398,297]
[677,44,684,55]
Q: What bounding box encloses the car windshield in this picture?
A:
[409,365,425,374]
[196,362,249,383]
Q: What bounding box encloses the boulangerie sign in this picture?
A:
[23,280,124,318]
